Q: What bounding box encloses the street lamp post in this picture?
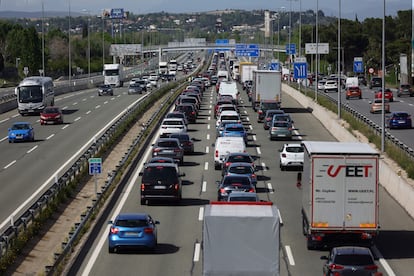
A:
[337,0,341,119]
[83,9,91,82]
[68,0,72,85]
[381,0,386,152]
[314,0,319,102]
[41,1,45,76]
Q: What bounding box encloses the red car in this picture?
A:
[375,88,394,102]
[40,106,64,125]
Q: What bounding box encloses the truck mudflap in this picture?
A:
[306,231,376,250]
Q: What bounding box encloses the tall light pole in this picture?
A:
[41,1,45,76]
[299,0,302,57]
[82,9,91,81]
[381,0,386,152]
[337,0,341,119]
[314,0,319,102]
[288,0,293,80]
[68,0,72,84]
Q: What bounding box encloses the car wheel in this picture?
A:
[141,198,146,205]
[108,246,115,253]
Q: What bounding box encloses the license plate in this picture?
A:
[124,232,139,237]
[398,120,405,124]
[154,185,166,189]
[29,109,34,113]
[163,150,174,153]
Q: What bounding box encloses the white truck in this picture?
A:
[158,61,168,76]
[203,202,280,276]
[103,64,125,87]
[301,141,380,250]
[251,70,282,110]
[239,62,258,85]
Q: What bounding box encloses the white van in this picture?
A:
[213,136,246,169]
[218,81,239,105]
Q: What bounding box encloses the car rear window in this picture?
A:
[392,112,409,118]
[333,254,374,265]
[157,141,179,147]
[228,155,252,163]
[229,166,253,174]
[286,146,304,153]
[115,219,148,228]
[142,166,177,181]
[223,177,250,186]
[225,126,244,131]
[163,120,183,126]
[273,121,290,127]
[229,196,257,202]
[221,115,239,121]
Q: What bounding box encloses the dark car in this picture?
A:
[263,109,285,130]
[151,138,184,164]
[128,83,144,94]
[321,246,380,276]
[108,213,160,253]
[223,162,257,186]
[98,84,113,96]
[257,100,281,122]
[40,106,64,125]
[221,152,256,176]
[145,157,176,165]
[168,133,195,154]
[357,75,367,86]
[8,122,35,143]
[174,103,197,123]
[369,77,382,89]
[397,84,414,97]
[386,111,412,129]
[139,163,185,205]
[217,175,256,201]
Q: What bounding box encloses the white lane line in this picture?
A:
[27,145,38,153]
[0,118,10,123]
[285,245,295,266]
[73,102,78,105]
[256,147,261,155]
[249,125,253,130]
[372,246,396,276]
[62,106,68,110]
[4,160,16,169]
[86,110,91,115]
[104,101,109,104]
[95,105,101,109]
[198,207,204,221]
[62,125,69,129]
[262,162,267,171]
[12,114,20,118]
[193,243,201,262]
[74,117,81,122]
[267,183,274,194]
[46,134,55,140]
[208,116,211,121]
[253,135,257,141]
[202,181,207,192]
[206,134,210,140]
[208,110,211,114]
[82,98,87,101]
[205,146,209,154]
[207,124,210,130]
[246,116,250,122]
[0,136,7,142]
[277,209,283,225]
[204,162,209,170]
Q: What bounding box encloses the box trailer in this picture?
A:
[203,202,280,276]
[301,141,380,250]
[239,62,258,85]
[251,70,282,110]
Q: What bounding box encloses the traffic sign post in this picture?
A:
[294,62,307,79]
[285,43,296,55]
[353,57,364,73]
[270,62,280,71]
[235,44,259,57]
[89,157,102,197]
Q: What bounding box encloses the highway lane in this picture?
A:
[0,86,154,232]
[71,82,414,276]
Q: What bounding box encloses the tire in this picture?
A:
[141,198,146,205]
[108,246,115,253]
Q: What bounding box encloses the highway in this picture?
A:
[66,82,414,276]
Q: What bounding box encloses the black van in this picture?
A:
[139,163,185,205]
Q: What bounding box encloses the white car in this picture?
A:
[324,80,338,93]
[159,118,187,137]
[279,143,304,171]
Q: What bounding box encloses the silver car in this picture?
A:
[269,120,293,140]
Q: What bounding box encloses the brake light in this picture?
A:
[215,150,219,158]
[174,184,179,190]
[219,188,226,194]
[141,183,145,191]
[329,264,344,270]
[153,148,160,152]
[281,153,286,157]
[144,228,154,234]
[174,148,181,152]
[248,188,255,193]
[364,265,378,271]
[258,110,263,115]
[110,227,119,234]
[225,162,230,167]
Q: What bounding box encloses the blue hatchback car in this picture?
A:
[222,123,248,143]
[8,122,35,143]
[108,213,160,253]
[386,111,412,129]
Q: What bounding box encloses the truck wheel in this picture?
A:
[306,238,316,250]
[141,198,146,205]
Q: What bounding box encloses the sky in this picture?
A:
[0,0,410,20]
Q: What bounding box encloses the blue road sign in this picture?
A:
[235,44,259,57]
[294,62,307,79]
[215,39,229,45]
[110,8,125,19]
[270,62,280,71]
[285,44,296,55]
[89,158,102,175]
[353,61,364,73]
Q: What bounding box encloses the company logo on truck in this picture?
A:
[327,165,373,178]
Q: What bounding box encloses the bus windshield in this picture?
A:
[17,86,43,103]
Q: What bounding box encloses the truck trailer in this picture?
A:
[103,64,124,87]
[251,70,282,110]
[239,62,258,85]
[203,202,280,276]
[301,141,380,250]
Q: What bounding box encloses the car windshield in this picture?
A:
[43,108,60,114]
[225,126,244,132]
[333,255,374,266]
[115,219,148,228]
[12,124,30,130]
[273,121,290,127]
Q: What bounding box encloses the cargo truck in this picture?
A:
[251,70,282,112]
[239,62,258,86]
[203,201,280,276]
[301,141,380,250]
[103,64,124,87]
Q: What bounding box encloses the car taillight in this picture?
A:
[271,127,277,131]
[281,153,287,157]
[266,117,271,121]
[364,265,378,271]
[215,150,219,158]
[219,188,226,194]
[153,148,160,152]
[141,183,145,191]
[144,228,154,234]
[258,110,263,114]
[174,148,181,152]
[329,264,344,270]
[248,188,255,193]
[110,227,119,234]
[174,184,179,190]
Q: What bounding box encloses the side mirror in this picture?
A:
[155,221,160,225]
[139,172,143,176]
[108,220,113,225]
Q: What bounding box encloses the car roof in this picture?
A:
[155,137,180,143]
[115,213,149,220]
[220,110,239,116]
[332,246,373,256]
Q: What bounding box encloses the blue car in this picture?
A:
[8,122,35,143]
[222,123,248,143]
[108,213,160,253]
[386,111,412,129]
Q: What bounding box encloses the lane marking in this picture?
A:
[27,145,38,153]
[95,105,101,109]
[277,209,283,225]
[204,162,208,171]
[202,181,207,192]
[198,207,204,221]
[253,135,257,141]
[4,160,16,169]
[86,110,91,115]
[372,246,396,276]
[46,134,55,140]
[262,162,267,171]
[285,245,295,266]
[256,147,261,155]
[73,102,78,105]
[193,243,201,262]
[12,114,19,118]
[0,118,10,123]
[206,134,210,140]
[0,136,7,142]
[207,124,210,130]
[267,183,274,194]
[74,117,81,122]
[205,146,209,154]
[62,125,69,130]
